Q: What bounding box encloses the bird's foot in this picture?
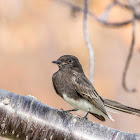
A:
[83,116,88,120]
[60,108,71,115]
[81,111,90,120]
[60,108,78,114]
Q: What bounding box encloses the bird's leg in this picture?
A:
[60,108,78,114]
[83,111,90,120]
[83,108,91,120]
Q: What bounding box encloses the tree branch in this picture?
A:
[0,89,140,140]
[83,0,94,83]
[122,17,136,92]
[55,0,133,27]
[115,0,140,10]
[99,1,117,21]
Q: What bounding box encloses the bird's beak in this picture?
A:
[52,60,61,64]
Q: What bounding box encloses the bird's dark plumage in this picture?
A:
[52,55,114,121]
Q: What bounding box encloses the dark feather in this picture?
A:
[90,112,105,121]
[104,98,140,117]
[72,72,108,117]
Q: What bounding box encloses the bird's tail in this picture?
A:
[106,112,115,122]
[90,112,105,121]
[103,98,140,117]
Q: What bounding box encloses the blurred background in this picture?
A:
[0,0,140,139]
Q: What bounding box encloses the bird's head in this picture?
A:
[52,55,83,72]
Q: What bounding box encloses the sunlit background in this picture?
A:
[0,0,140,139]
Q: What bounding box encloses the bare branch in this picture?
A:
[55,0,133,27]
[94,17,132,27]
[83,0,94,83]
[115,0,140,9]
[99,1,117,21]
[122,18,136,92]
[116,0,132,9]
[0,89,140,140]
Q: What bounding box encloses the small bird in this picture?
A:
[52,55,114,121]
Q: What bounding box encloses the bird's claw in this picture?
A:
[60,108,64,112]
[83,116,88,120]
[60,108,70,114]
[81,111,89,120]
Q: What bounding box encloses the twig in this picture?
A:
[99,1,117,21]
[115,0,140,9]
[122,18,136,92]
[115,0,132,9]
[55,0,133,27]
[83,0,94,83]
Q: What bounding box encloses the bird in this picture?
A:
[52,55,114,121]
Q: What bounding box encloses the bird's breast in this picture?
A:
[53,70,79,99]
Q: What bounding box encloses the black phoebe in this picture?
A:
[52,55,114,121]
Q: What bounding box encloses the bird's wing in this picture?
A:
[72,73,108,116]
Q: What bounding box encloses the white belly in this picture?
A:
[63,94,105,117]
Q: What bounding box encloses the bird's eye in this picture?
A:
[68,60,72,63]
